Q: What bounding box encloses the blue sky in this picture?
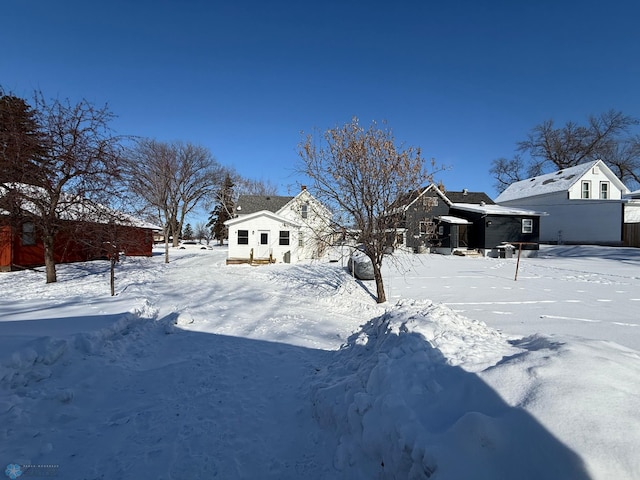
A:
[3,0,639,208]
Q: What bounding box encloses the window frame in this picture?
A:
[301,203,308,219]
[22,221,36,246]
[279,230,290,246]
[522,218,533,234]
[581,181,591,199]
[600,181,609,199]
[237,229,249,245]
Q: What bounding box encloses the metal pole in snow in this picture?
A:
[514,243,523,281]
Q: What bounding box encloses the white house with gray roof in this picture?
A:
[225,187,332,264]
[495,160,630,245]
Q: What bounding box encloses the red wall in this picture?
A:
[0,222,154,270]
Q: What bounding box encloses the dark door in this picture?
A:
[459,225,469,247]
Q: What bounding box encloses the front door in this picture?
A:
[459,225,469,248]
[257,230,270,258]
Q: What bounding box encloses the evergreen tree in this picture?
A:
[0,92,46,184]
[207,173,234,245]
[183,223,194,240]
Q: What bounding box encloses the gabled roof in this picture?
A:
[495,160,629,203]
[451,203,546,216]
[235,195,294,215]
[397,183,495,211]
[224,209,302,228]
[278,188,332,217]
[394,184,446,210]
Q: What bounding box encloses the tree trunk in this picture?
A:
[163,225,170,263]
[43,233,57,283]
[110,255,116,296]
[372,262,386,303]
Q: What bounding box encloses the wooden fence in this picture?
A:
[623,223,640,247]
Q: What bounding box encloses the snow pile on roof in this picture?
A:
[495,161,599,203]
[0,182,161,229]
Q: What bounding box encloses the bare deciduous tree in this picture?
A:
[236,177,279,196]
[1,90,124,283]
[124,139,223,262]
[298,117,434,303]
[492,110,640,193]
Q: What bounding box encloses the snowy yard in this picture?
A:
[1,245,639,479]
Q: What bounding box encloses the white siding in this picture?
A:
[500,192,624,244]
[277,190,333,260]
[227,215,300,263]
[625,201,640,223]
[567,166,624,200]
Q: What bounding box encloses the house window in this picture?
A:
[522,218,533,234]
[581,181,591,199]
[260,232,268,245]
[600,181,609,199]
[420,221,436,236]
[238,229,249,245]
[301,203,308,219]
[279,230,290,246]
[22,222,36,246]
[422,196,438,207]
[298,232,304,247]
[438,225,444,235]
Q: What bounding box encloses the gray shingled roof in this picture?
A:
[445,191,495,205]
[235,195,294,215]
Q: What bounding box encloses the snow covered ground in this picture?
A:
[1,245,639,479]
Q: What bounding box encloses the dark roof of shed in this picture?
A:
[235,195,294,215]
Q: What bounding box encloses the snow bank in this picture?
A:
[312,300,591,479]
[482,336,640,479]
[0,300,157,388]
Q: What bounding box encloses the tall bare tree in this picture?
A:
[298,117,434,303]
[124,139,223,262]
[1,90,124,283]
[492,110,640,193]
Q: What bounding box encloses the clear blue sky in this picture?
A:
[3,0,639,204]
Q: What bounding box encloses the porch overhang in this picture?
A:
[436,215,472,225]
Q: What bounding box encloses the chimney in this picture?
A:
[301,185,307,191]
[462,188,468,196]
[437,181,445,193]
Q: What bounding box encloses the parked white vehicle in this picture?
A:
[347,250,374,280]
[178,241,212,250]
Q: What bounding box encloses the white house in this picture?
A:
[224,187,332,264]
[495,160,630,245]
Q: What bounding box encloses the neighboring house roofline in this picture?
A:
[624,189,640,199]
[495,159,629,203]
[224,209,302,228]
